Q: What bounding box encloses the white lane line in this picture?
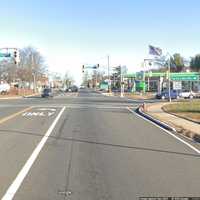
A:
[2,106,66,200]
[66,105,137,109]
[126,107,200,155]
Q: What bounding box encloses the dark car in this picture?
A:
[156,90,180,100]
[67,86,78,92]
[41,88,53,98]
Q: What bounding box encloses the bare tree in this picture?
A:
[64,71,74,88]
[0,59,17,83]
[18,46,47,83]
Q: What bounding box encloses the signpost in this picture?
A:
[0,48,20,65]
[171,75,198,81]
[136,72,144,81]
[0,53,11,58]
[173,81,182,90]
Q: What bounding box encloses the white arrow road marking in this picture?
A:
[48,112,55,116]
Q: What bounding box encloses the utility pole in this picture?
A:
[33,72,36,93]
[31,54,36,93]
[95,70,97,91]
[168,56,171,102]
[107,55,111,93]
[120,65,124,97]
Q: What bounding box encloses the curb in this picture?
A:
[101,93,114,97]
[136,105,200,143]
[0,96,22,100]
[136,106,177,132]
[23,93,40,98]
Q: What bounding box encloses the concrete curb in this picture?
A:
[101,93,114,97]
[0,96,22,100]
[23,93,40,98]
[136,105,200,143]
[136,106,177,132]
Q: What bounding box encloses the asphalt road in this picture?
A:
[0,89,200,200]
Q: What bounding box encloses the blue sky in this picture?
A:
[0,0,200,83]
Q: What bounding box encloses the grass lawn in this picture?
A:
[125,92,155,100]
[163,100,200,123]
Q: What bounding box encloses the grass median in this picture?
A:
[125,92,155,100]
[163,100,200,123]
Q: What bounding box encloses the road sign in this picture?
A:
[173,81,182,90]
[121,65,127,75]
[136,72,144,81]
[0,53,11,58]
[171,74,199,81]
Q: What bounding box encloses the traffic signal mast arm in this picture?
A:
[0,48,19,65]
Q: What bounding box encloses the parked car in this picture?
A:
[79,85,85,89]
[179,90,195,99]
[0,83,10,94]
[41,88,53,98]
[67,86,78,92]
[156,90,180,100]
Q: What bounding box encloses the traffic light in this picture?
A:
[82,65,84,73]
[14,50,18,65]
[97,64,99,68]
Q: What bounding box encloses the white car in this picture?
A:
[179,90,195,99]
[0,83,10,94]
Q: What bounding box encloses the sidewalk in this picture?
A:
[145,102,200,139]
[0,93,39,100]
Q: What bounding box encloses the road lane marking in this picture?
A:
[22,108,57,117]
[22,111,55,117]
[22,112,46,117]
[126,107,200,155]
[0,107,32,125]
[37,108,56,112]
[2,106,66,200]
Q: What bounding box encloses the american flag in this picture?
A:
[149,45,162,56]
